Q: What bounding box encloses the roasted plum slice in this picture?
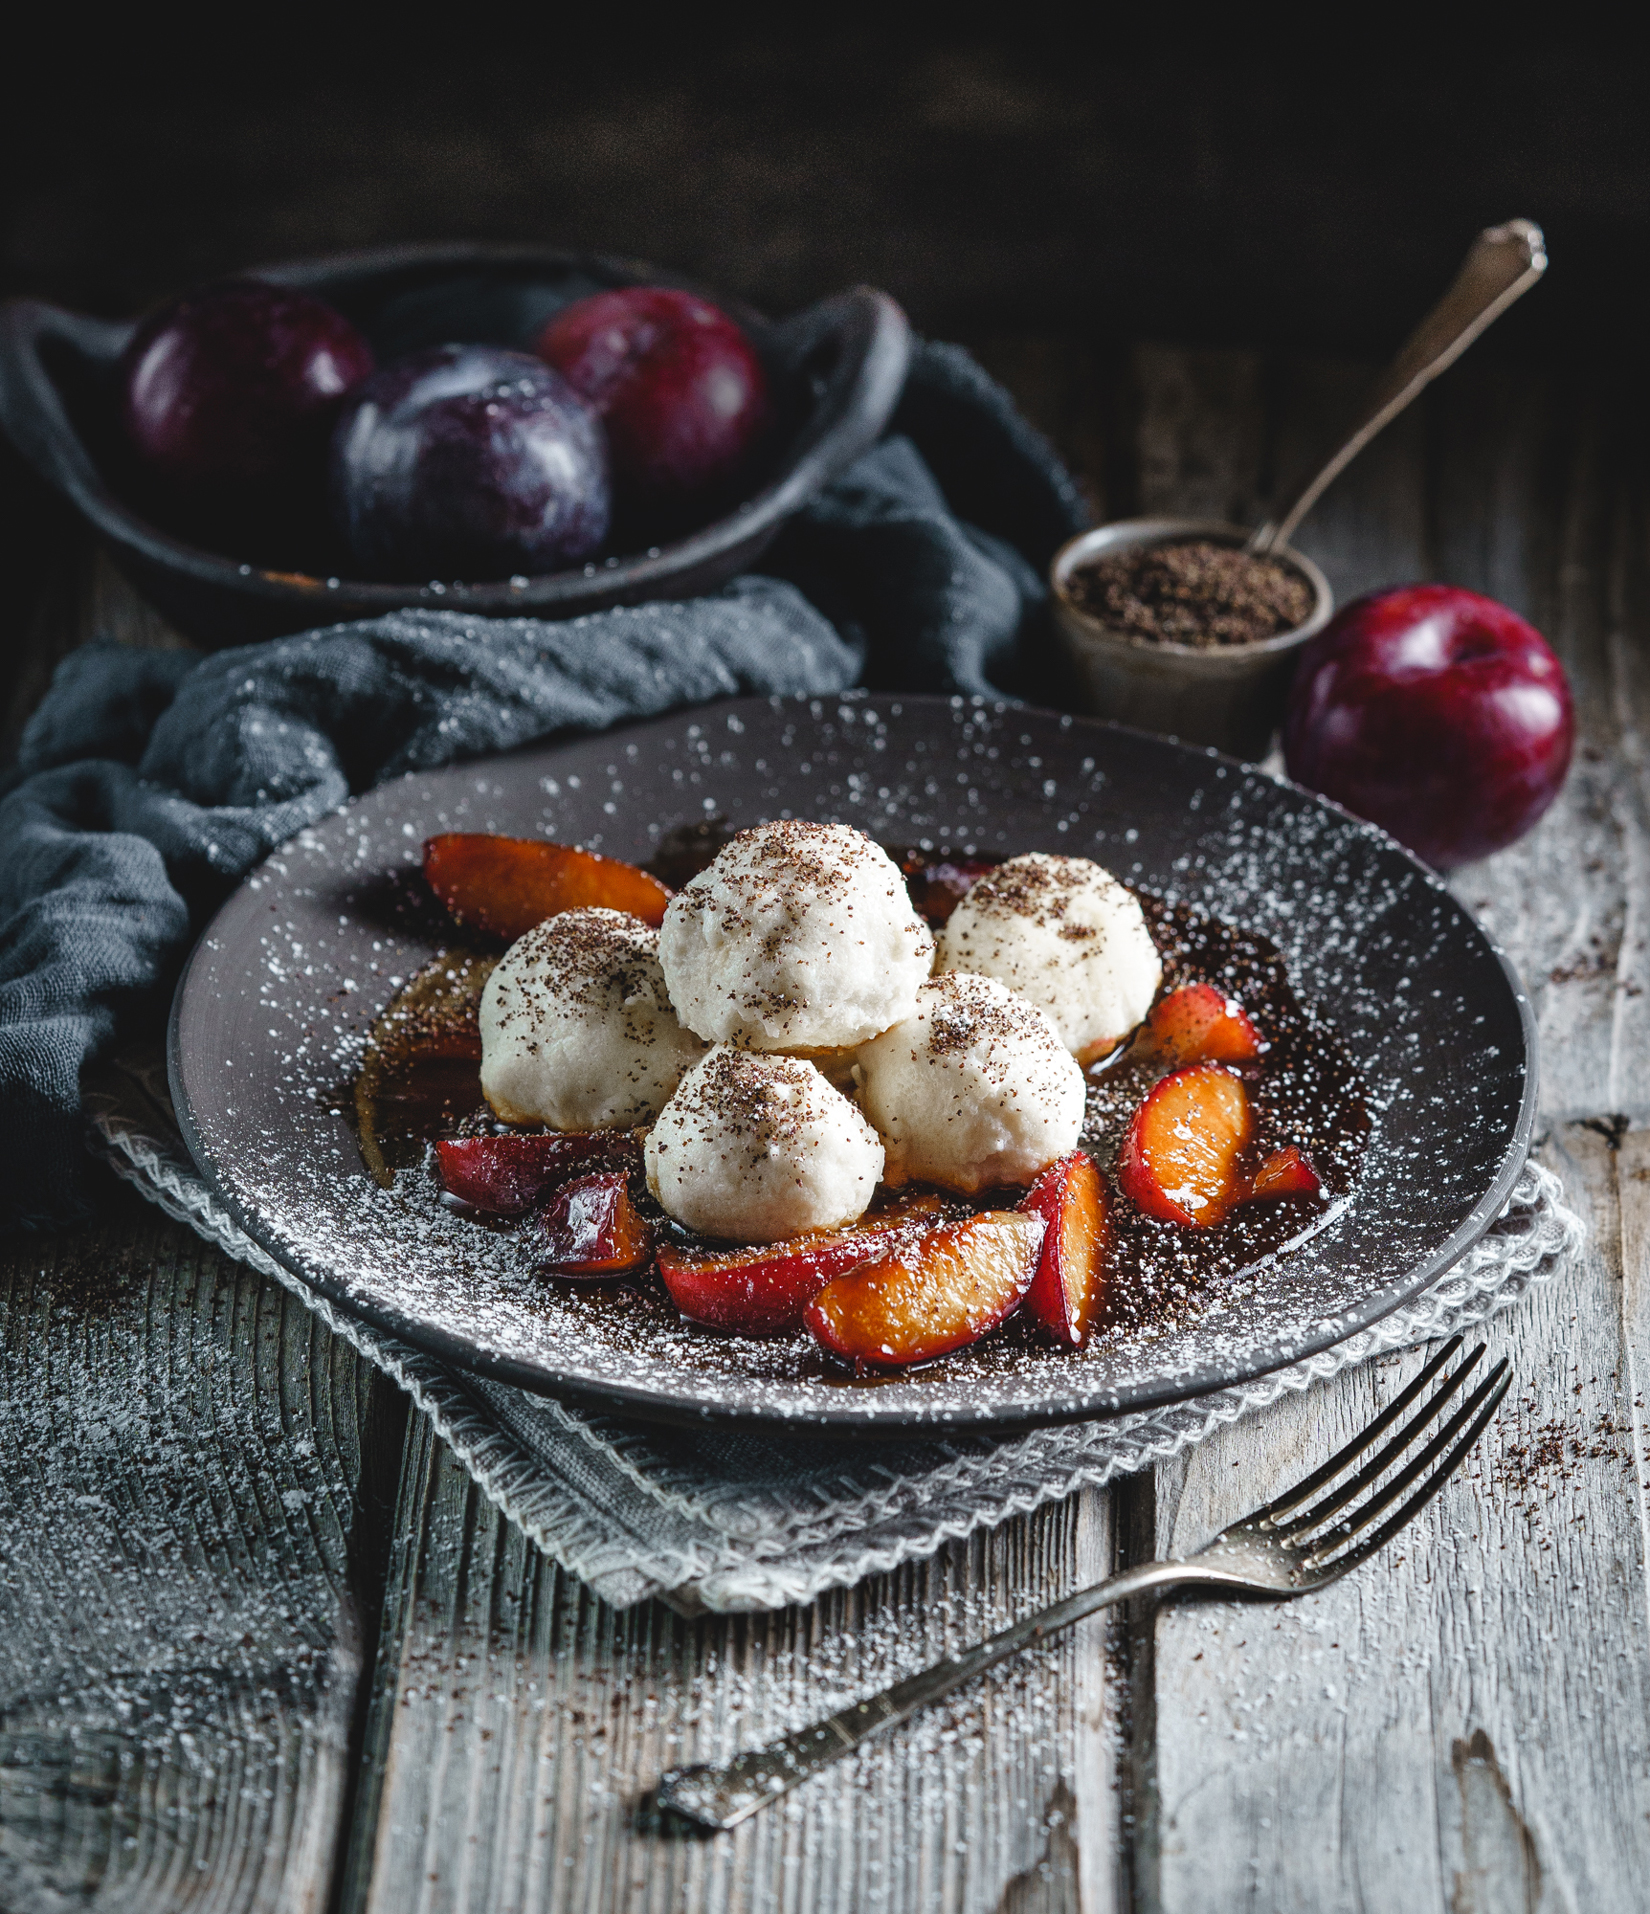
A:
[805,1210,1044,1370]
[1019,1151,1111,1347]
[1144,981,1263,1067]
[435,1131,641,1216]
[1247,1145,1322,1201]
[423,833,672,941]
[529,1170,653,1277]
[1118,1063,1255,1229]
[658,1192,948,1337]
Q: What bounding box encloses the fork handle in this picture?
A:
[656,1557,1246,1830]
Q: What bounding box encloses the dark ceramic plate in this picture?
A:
[0,243,909,648]
[168,695,1536,1435]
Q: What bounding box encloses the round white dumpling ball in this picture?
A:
[856,972,1085,1193]
[479,908,705,1129]
[645,1045,885,1244]
[936,853,1161,1061]
[658,820,934,1051]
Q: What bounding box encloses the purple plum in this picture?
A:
[1283,584,1574,868]
[535,287,770,527]
[329,344,610,581]
[119,279,374,554]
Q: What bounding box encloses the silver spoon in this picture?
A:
[1247,218,1547,556]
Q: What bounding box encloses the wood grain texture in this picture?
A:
[1433,370,1650,1124]
[0,1190,400,1912]
[1270,355,1428,606]
[341,1415,1123,1914]
[1127,344,1650,1911]
[968,335,1110,526]
[1140,1125,1650,1914]
[1,545,189,764]
[1130,344,1268,529]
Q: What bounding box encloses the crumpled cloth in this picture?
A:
[0,340,1087,1231]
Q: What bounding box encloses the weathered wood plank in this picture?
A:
[1272,353,1429,606]
[341,1413,1122,1914]
[0,1189,403,1911]
[1,544,190,765]
[966,333,1109,524]
[1431,369,1650,1123]
[1141,1124,1650,1913]
[1127,343,1650,1912]
[2,542,403,1912]
[1131,343,1268,528]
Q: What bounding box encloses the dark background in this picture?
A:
[3,17,1643,682]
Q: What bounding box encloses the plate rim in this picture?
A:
[166,694,1540,1435]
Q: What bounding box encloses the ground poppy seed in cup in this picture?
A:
[1064,540,1315,648]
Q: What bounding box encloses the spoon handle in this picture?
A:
[1249,219,1546,556]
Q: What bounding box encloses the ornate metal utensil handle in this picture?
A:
[1248,219,1546,555]
[655,1559,1218,1830]
[656,1337,1510,1831]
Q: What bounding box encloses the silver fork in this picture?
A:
[657,1335,1510,1830]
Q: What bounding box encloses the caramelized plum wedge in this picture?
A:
[530,1170,653,1277]
[1119,1063,1254,1229]
[435,1131,641,1216]
[1248,1145,1322,1201]
[659,1193,949,1337]
[805,1210,1044,1370]
[423,833,672,941]
[1145,981,1263,1067]
[1019,1151,1111,1347]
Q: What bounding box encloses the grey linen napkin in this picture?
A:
[89,1051,1581,1615]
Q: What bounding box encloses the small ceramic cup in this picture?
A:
[1049,518,1333,760]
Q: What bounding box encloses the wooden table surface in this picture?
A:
[3,341,1648,1913]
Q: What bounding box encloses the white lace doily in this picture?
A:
[85,1066,1582,1615]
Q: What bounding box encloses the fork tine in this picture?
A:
[1300,1363,1512,1580]
[1300,1358,1511,1565]
[1272,1343,1487,1537]
[1256,1334,1467,1524]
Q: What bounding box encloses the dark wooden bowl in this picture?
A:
[0,243,910,649]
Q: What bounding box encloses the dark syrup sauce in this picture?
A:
[1073,894,1367,1339]
[354,841,1370,1356]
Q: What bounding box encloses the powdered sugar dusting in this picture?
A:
[171,695,1533,1431]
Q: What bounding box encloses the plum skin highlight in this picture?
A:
[1282,584,1574,868]
[118,278,375,551]
[329,343,610,581]
[535,286,770,522]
